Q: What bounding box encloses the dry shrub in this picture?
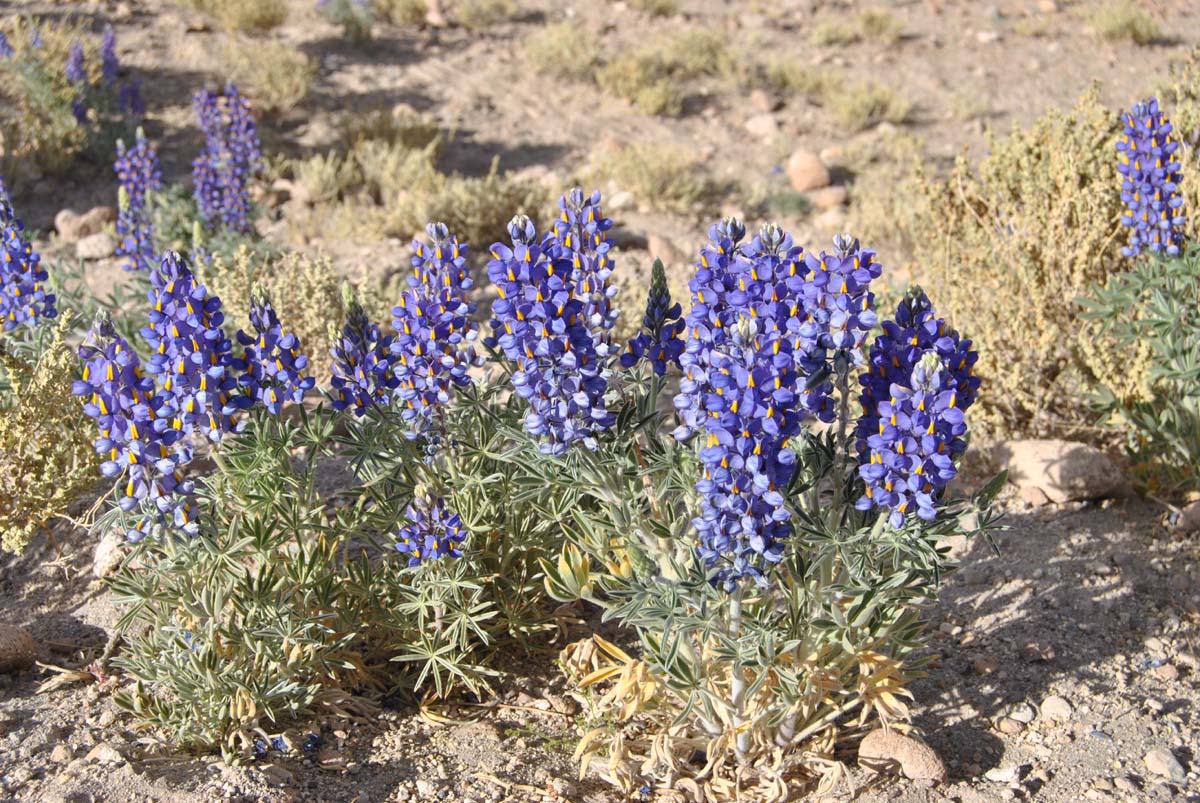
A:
[1087,1,1160,45]
[0,17,98,176]
[375,0,429,26]
[0,314,100,554]
[185,0,288,33]
[909,87,1143,438]
[525,22,601,82]
[454,0,518,30]
[587,141,728,215]
[223,38,314,115]
[201,248,343,366]
[826,79,912,131]
[595,30,730,116]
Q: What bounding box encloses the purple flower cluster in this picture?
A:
[855,288,979,528]
[114,129,163,272]
[140,251,248,442]
[620,257,684,375]
[73,315,195,541]
[233,292,316,415]
[1117,97,1186,257]
[674,220,813,589]
[395,495,466,567]
[0,179,57,331]
[100,25,118,81]
[553,188,620,346]
[486,213,615,455]
[331,292,399,416]
[66,41,88,122]
[192,84,262,234]
[0,32,12,60]
[391,222,478,437]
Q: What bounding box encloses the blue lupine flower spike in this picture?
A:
[395,495,467,567]
[0,178,58,330]
[330,284,399,416]
[234,288,316,415]
[73,313,195,541]
[855,286,979,529]
[114,129,163,272]
[391,222,479,438]
[486,211,616,455]
[620,257,684,375]
[1117,97,1186,257]
[191,84,263,233]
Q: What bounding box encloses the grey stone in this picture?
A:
[993,439,1127,504]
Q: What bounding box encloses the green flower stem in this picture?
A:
[728,585,749,760]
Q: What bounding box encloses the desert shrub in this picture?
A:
[759,57,837,100]
[810,9,901,47]
[525,22,601,82]
[201,247,343,365]
[454,0,518,29]
[907,87,1134,438]
[596,30,730,116]
[375,0,429,26]
[319,0,374,42]
[587,141,728,215]
[629,0,677,17]
[826,79,912,131]
[1087,0,1160,45]
[183,0,288,33]
[223,38,315,115]
[0,17,140,177]
[291,151,359,203]
[341,105,441,151]
[0,314,99,554]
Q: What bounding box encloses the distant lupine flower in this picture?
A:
[192,84,262,233]
[1117,97,1186,257]
[551,188,620,346]
[29,26,42,49]
[395,495,466,567]
[114,129,163,272]
[73,315,195,540]
[0,180,58,331]
[0,32,12,59]
[330,289,399,416]
[486,214,615,455]
[856,288,979,529]
[118,80,145,117]
[674,221,810,590]
[391,222,478,437]
[65,41,85,82]
[100,25,118,81]
[620,257,683,375]
[233,291,316,415]
[141,251,248,441]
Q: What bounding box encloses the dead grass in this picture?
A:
[587,141,729,215]
[1087,1,1161,45]
[185,0,287,33]
[223,37,314,114]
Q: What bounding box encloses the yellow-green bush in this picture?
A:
[826,79,912,131]
[375,0,429,26]
[183,0,288,33]
[0,17,100,176]
[595,30,730,116]
[201,249,343,365]
[525,22,601,82]
[223,38,315,115]
[587,141,728,215]
[909,88,1143,438]
[454,0,518,30]
[0,315,100,554]
[1087,1,1160,45]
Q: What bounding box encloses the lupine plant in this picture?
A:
[192,83,262,234]
[66,139,998,790]
[114,128,163,272]
[1084,96,1198,496]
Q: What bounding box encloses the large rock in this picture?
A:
[786,149,831,193]
[858,729,946,782]
[0,624,37,673]
[1144,746,1186,782]
[992,439,1127,505]
[56,206,115,243]
[76,232,117,261]
[93,529,128,579]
